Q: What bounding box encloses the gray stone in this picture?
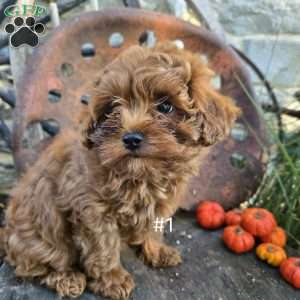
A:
[208,0,300,35]
[242,37,300,88]
[186,0,226,41]
[166,0,188,18]
[139,0,170,13]
[0,212,299,300]
[254,85,300,106]
[252,85,300,131]
[96,0,122,10]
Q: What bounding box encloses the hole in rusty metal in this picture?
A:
[109,32,124,48]
[138,30,156,47]
[211,75,221,90]
[173,39,184,49]
[41,119,60,136]
[230,153,247,169]
[22,122,44,149]
[81,43,96,57]
[21,119,59,149]
[199,53,209,65]
[61,63,74,77]
[48,89,61,103]
[80,94,91,105]
[231,123,248,141]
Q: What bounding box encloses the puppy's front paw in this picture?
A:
[42,271,86,298]
[141,241,182,267]
[88,267,135,300]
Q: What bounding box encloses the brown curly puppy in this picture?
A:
[2,42,240,299]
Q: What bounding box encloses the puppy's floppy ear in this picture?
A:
[80,109,96,149]
[187,55,241,146]
[195,89,241,146]
[80,75,107,149]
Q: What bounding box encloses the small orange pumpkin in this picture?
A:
[256,243,287,267]
[261,226,287,247]
[223,225,255,254]
[280,257,300,288]
[241,208,277,237]
[225,209,243,226]
[196,201,225,229]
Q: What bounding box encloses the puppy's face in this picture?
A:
[82,43,240,175]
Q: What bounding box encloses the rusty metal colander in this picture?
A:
[12,8,268,210]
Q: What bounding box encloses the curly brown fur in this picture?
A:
[1,42,240,300]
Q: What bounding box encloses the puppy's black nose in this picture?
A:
[123,132,144,151]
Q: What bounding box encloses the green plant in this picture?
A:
[234,73,300,251]
[253,130,300,250]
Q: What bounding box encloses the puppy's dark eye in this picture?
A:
[103,103,114,117]
[97,102,115,124]
[157,100,174,114]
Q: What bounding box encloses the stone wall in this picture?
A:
[57,0,300,113]
[140,0,300,129]
[208,0,300,108]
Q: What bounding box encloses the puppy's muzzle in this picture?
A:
[122,132,144,151]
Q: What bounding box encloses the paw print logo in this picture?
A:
[5,16,45,48]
